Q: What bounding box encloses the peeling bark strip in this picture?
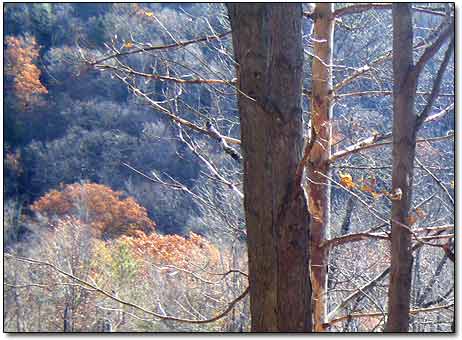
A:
[386,4,417,332]
[227,4,312,332]
[307,3,334,332]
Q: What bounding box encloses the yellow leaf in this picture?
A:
[360,183,373,193]
[145,11,154,17]
[450,180,454,188]
[339,171,355,189]
[124,41,134,49]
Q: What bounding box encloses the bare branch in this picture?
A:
[334,54,391,92]
[413,224,454,234]
[122,162,246,237]
[96,64,235,85]
[415,38,454,130]
[328,226,452,321]
[327,268,390,322]
[329,132,392,163]
[5,253,249,325]
[4,282,96,291]
[333,4,391,17]
[417,234,454,241]
[177,125,243,199]
[421,287,454,308]
[335,90,454,99]
[115,74,241,145]
[415,157,454,206]
[442,241,455,263]
[321,232,389,249]
[315,171,450,247]
[326,303,454,328]
[423,103,454,124]
[413,19,454,79]
[334,29,452,94]
[333,4,447,18]
[417,254,450,305]
[149,263,248,285]
[330,132,454,163]
[90,31,231,66]
[412,6,449,17]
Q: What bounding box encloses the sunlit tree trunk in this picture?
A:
[227,4,312,332]
[385,4,416,331]
[307,3,334,332]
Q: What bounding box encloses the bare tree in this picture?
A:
[306,3,335,331]
[386,3,454,332]
[386,5,417,331]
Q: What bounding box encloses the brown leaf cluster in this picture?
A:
[5,35,48,108]
[31,183,156,239]
[121,230,220,270]
[339,171,355,189]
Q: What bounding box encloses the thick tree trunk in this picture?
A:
[307,3,334,332]
[385,3,417,332]
[227,4,312,332]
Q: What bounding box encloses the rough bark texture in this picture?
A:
[227,4,312,332]
[307,3,334,332]
[385,4,417,332]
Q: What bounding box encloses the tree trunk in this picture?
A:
[227,4,312,332]
[63,304,73,332]
[385,3,417,332]
[308,3,334,332]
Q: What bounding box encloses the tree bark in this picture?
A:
[385,4,417,332]
[307,3,334,332]
[227,4,312,332]
[64,304,73,332]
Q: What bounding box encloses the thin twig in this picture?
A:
[90,31,231,65]
[415,157,454,206]
[415,37,455,130]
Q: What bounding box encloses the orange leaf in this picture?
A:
[371,191,383,200]
[339,172,355,189]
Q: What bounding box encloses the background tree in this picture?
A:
[31,183,156,239]
[386,3,454,331]
[5,34,48,109]
[306,3,335,331]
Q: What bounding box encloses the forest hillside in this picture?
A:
[3,3,454,332]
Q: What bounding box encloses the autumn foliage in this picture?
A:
[5,35,48,108]
[31,182,220,271]
[31,183,156,238]
[120,230,220,270]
